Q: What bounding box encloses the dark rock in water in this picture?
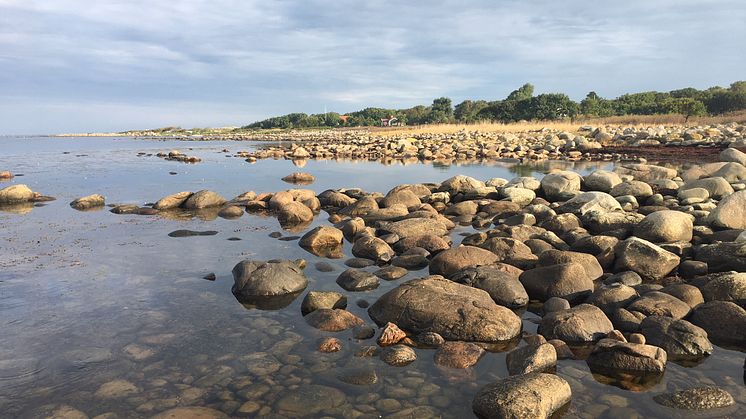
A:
[337,367,378,385]
[355,299,369,308]
[640,316,712,359]
[275,384,346,416]
[278,235,300,241]
[472,373,571,419]
[368,275,522,342]
[380,344,417,366]
[344,258,375,268]
[169,171,177,175]
[538,304,613,343]
[269,231,283,238]
[301,291,347,315]
[304,308,364,331]
[151,407,228,419]
[218,205,244,219]
[586,338,667,376]
[281,172,316,185]
[352,324,375,339]
[373,266,408,280]
[227,237,242,241]
[688,300,746,349]
[434,341,485,369]
[391,254,429,270]
[231,259,308,310]
[415,332,445,348]
[168,230,219,238]
[451,265,528,308]
[314,261,335,272]
[506,343,557,376]
[700,271,746,307]
[110,204,140,214]
[202,273,216,281]
[336,269,380,291]
[135,207,158,215]
[653,386,735,410]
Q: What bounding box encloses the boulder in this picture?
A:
[277,201,314,226]
[69,194,105,210]
[368,276,522,342]
[450,265,528,308]
[689,301,746,348]
[519,263,594,303]
[633,210,694,243]
[218,205,244,219]
[336,269,380,292]
[380,344,417,366]
[556,191,622,216]
[472,373,571,419]
[301,291,347,315]
[182,190,226,209]
[438,175,485,194]
[298,226,344,255]
[0,184,34,204]
[540,171,581,201]
[537,249,604,280]
[586,338,667,375]
[614,237,680,280]
[720,147,746,166]
[506,343,557,376]
[232,260,308,299]
[433,341,485,368]
[681,177,734,200]
[429,246,499,277]
[586,284,638,314]
[610,181,653,200]
[694,241,746,272]
[351,235,395,263]
[304,308,364,331]
[653,386,735,411]
[480,237,537,268]
[380,189,421,209]
[538,304,613,343]
[640,316,712,359]
[701,271,746,306]
[615,163,677,182]
[377,217,449,239]
[584,170,623,193]
[394,234,450,254]
[281,172,315,184]
[708,190,746,229]
[153,191,192,210]
[627,291,691,319]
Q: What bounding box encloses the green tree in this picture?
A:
[428,97,454,123]
[506,83,534,101]
[454,100,489,122]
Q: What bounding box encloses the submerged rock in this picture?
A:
[231,259,308,299]
[506,343,557,376]
[653,386,735,410]
[69,194,105,210]
[586,338,667,375]
[380,344,417,366]
[434,341,485,368]
[472,373,571,419]
[304,308,364,331]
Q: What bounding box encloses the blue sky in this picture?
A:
[1,0,744,134]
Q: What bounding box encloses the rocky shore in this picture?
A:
[4,131,746,417]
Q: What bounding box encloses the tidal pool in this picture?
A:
[0,136,743,418]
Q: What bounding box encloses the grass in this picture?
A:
[372,110,746,137]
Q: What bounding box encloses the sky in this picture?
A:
[1,0,744,134]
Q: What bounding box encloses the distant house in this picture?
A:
[380,116,400,127]
[339,115,351,123]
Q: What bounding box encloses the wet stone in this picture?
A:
[275,384,346,416]
[373,266,408,280]
[337,367,379,385]
[653,386,735,410]
[345,258,376,268]
[380,345,417,366]
[315,261,335,272]
[168,230,218,238]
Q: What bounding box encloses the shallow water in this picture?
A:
[0,136,743,418]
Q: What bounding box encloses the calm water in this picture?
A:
[0,136,743,418]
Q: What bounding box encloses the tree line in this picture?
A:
[244,81,746,129]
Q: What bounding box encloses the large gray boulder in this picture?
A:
[438,175,485,194]
[472,373,571,419]
[633,210,693,243]
[701,271,746,307]
[538,304,613,343]
[586,284,638,314]
[614,237,680,280]
[232,260,308,302]
[377,217,449,239]
[586,338,667,375]
[720,147,746,166]
[537,249,604,280]
[615,163,677,182]
[519,263,594,303]
[707,190,746,229]
[680,177,734,200]
[556,191,622,216]
[351,235,395,263]
[627,291,691,319]
[450,265,528,308]
[540,171,581,201]
[182,190,226,209]
[689,301,746,348]
[0,184,35,204]
[69,194,105,210]
[640,316,712,359]
[610,181,653,200]
[694,242,746,272]
[429,246,499,277]
[584,170,622,193]
[368,276,522,342]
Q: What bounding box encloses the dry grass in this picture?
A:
[372,110,746,137]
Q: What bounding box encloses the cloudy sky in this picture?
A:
[1,0,744,134]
